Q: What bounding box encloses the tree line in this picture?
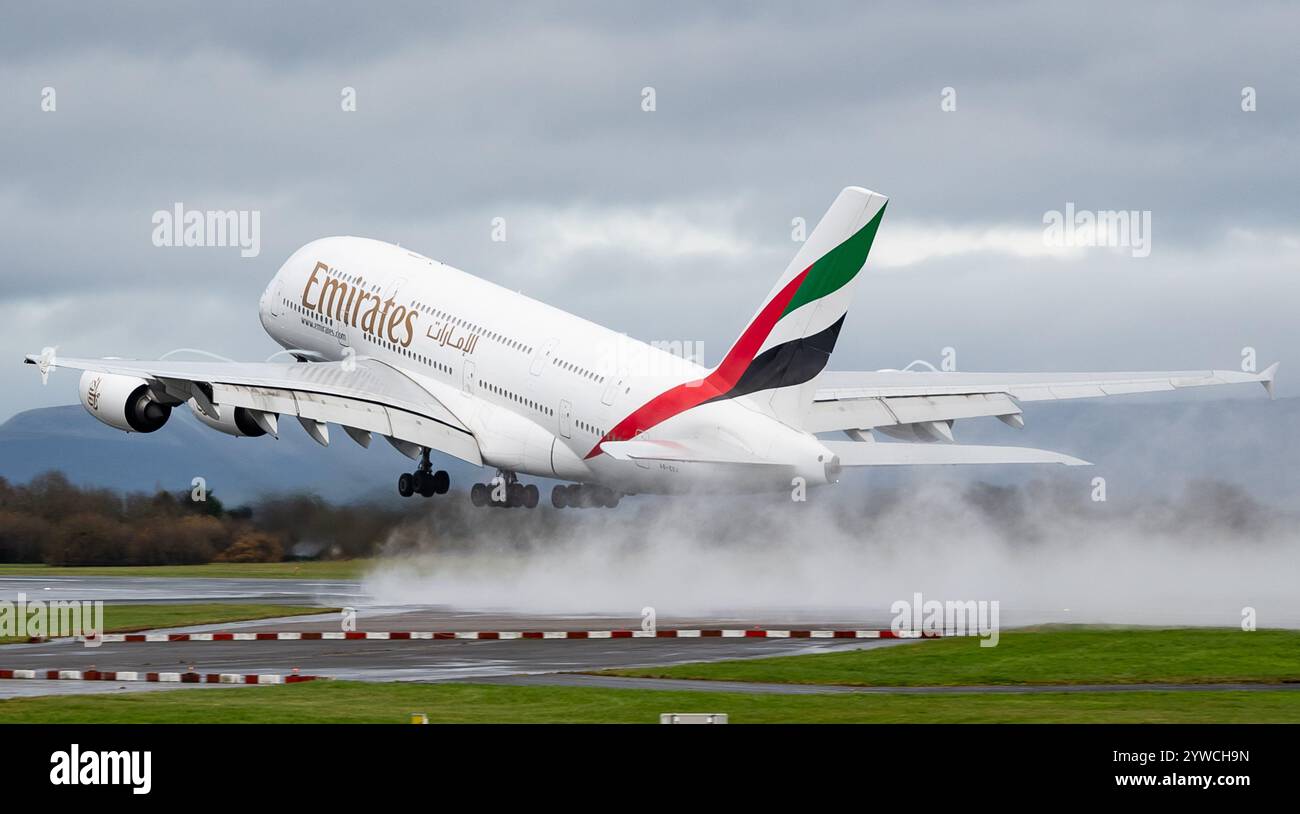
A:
[0,472,408,566]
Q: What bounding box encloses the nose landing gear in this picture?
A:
[397,447,450,498]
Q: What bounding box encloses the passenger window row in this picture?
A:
[410,300,533,355]
[552,355,605,383]
[482,381,555,417]
[286,298,336,327]
[377,336,452,376]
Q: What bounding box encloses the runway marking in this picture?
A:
[0,668,328,684]
[49,628,945,644]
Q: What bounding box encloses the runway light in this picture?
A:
[410,713,429,724]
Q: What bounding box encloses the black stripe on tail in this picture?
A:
[705,315,845,404]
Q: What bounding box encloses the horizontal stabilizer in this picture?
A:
[824,440,1089,467]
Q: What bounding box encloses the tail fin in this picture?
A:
[710,186,887,426]
[584,187,885,460]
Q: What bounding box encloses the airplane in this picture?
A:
[25,186,1278,509]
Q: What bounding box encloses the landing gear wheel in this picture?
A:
[523,484,540,508]
[410,447,440,497]
[397,472,415,497]
[470,482,488,507]
[415,471,436,497]
[551,485,567,508]
[507,482,525,508]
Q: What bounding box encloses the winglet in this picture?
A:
[1261,362,1279,400]
[25,350,58,385]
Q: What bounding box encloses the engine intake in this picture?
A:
[78,372,172,433]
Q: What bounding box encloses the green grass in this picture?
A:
[1,603,330,644]
[0,561,370,580]
[2,628,1297,722]
[0,680,1297,723]
[601,627,1300,687]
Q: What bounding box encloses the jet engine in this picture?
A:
[188,400,271,437]
[78,371,173,433]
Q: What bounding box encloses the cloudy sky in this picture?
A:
[1,1,1297,422]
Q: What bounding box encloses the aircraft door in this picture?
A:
[559,399,572,438]
[601,370,627,406]
[383,276,408,302]
[462,360,477,394]
[269,278,284,317]
[531,339,558,376]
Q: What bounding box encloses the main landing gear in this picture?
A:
[470,470,540,509]
[397,447,450,498]
[551,483,621,509]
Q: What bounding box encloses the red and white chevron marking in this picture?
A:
[0,669,326,684]
[72,628,941,643]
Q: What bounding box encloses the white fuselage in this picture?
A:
[256,236,836,494]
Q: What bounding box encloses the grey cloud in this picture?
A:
[1,1,1298,420]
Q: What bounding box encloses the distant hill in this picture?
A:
[841,394,1298,509]
[0,404,482,505]
[0,396,1295,508]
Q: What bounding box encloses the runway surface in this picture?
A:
[0,576,914,698]
[3,576,1290,701]
[0,576,364,606]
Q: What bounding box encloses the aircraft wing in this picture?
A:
[22,354,482,465]
[805,364,1278,435]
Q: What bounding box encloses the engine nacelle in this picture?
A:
[79,371,173,433]
[187,400,269,438]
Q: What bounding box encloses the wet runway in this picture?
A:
[0,577,916,698]
[0,632,904,689]
[0,576,364,606]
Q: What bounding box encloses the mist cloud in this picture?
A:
[363,478,1300,628]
